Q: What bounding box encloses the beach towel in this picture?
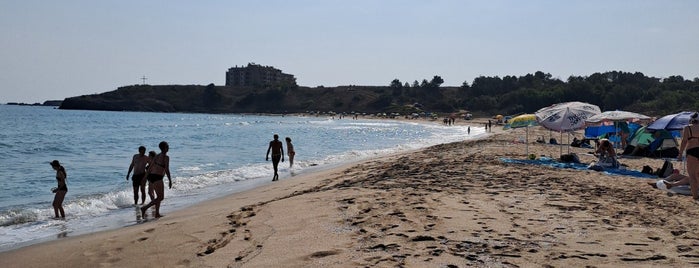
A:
[499,157,656,178]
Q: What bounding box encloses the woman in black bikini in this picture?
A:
[50,160,67,218]
[678,113,699,200]
[141,141,172,218]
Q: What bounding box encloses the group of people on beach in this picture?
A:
[125,141,172,218]
[49,141,172,220]
[636,113,699,200]
[265,134,295,181]
[50,133,295,220]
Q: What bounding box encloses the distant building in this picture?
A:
[225,63,296,87]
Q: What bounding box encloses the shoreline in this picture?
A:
[0,113,482,251]
[0,116,484,252]
[5,121,696,267]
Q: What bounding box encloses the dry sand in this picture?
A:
[2,120,699,268]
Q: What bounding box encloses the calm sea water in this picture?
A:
[0,105,485,251]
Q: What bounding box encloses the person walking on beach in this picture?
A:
[145,150,157,202]
[141,141,172,218]
[126,146,149,205]
[50,160,67,219]
[266,134,284,181]
[285,137,295,168]
[678,113,699,200]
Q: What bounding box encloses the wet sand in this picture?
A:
[2,121,698,267]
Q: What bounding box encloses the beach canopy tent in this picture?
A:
[584,122,642,146]
[584,122,641,138]
[585,110,650,148]
[621,126,679,158]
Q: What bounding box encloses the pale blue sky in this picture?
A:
[1,0,698,103]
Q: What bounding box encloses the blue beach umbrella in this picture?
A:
[647,111,696,131]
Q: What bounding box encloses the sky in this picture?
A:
[1,0,698,104]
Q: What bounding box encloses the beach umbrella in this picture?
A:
[507,114,539,129]
[585,110,651,124]
[647,111,696,131]
[535,101,601,155]
[504,114,538,156]
[535,101,601,132]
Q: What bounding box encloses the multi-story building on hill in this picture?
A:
[225,63,296,87]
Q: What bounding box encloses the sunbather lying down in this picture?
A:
[648,172,688,190]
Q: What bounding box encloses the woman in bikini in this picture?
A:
[141,141,172,218]
[285,137,295,168]
[145,151,157,202]
[50,160,67,219]
[678,113,699,200]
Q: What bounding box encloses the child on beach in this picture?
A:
[145,151,157,201]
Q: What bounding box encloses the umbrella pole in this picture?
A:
[526,127,529,156]
[560,131,563,156]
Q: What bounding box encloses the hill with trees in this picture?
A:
[59,71,699,117]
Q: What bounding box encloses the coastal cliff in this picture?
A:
[59,84,458,114]
[58,71,699,116]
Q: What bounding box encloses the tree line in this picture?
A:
[386,71,699,116]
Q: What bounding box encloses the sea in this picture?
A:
[0,105,486,252]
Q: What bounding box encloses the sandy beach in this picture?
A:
[2,119,699,267]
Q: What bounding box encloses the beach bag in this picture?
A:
[560,153,580,163]
[642,165,654,175]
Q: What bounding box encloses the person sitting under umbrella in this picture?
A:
[589,139,619,170]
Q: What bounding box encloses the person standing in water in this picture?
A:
[266,134,284,181]
[126,146,149,205]
[50,160,67,219]
[141,141,172,218]
[285,137,295,168]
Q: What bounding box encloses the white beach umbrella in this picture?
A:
[535,101,601,132]
[535,101,601,155]
[585,110,651,124]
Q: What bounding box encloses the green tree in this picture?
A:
[390,79,403,88]
[420,79,429,87]
[429,75,444,88]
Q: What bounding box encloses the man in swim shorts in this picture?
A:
[126,146,149,205]
[266,134,284,181]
